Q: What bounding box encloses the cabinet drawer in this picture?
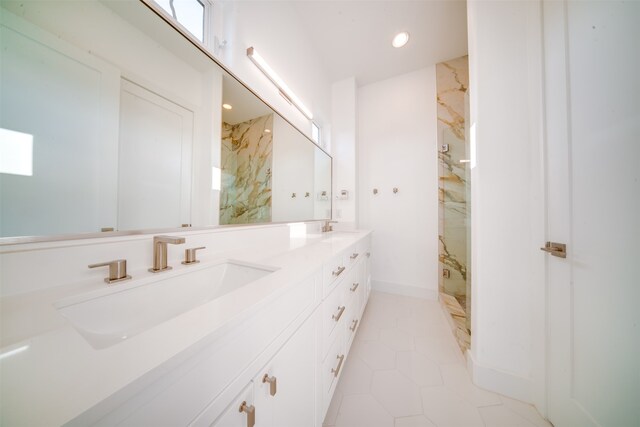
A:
[321,275,350,358]
[344,245,361,269]
[321,332,345,412]
[345,272,363,314]
[322,252,347,297]
[205,382,254,427]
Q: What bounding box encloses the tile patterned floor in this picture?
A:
[323,291,551,427]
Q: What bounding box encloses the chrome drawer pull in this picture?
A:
[262,374,277,396]
[350,282,359,292]
[332,305,346,321]
[238,401,255,427]
[350,319,359,332]
[350,253,359,260]
[331,354,345,377]
[332,266,346,277]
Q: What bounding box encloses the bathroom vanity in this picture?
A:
[0,229,371,426]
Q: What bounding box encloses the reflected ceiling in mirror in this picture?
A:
[0,0,331,244]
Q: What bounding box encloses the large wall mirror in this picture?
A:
[0,0,332,243]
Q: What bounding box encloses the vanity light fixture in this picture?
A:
[222,103,233,110]
[392,31,410,48]
[247,47,313,120]
[264,129,271,133]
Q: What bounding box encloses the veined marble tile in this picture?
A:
[220,114,273,224]
[437,55,470,314]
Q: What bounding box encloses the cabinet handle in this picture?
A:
[332,305,346,321]
[350,282,359,292]
[238,401,255,427]
[331,354,345,377]
[350,319,359,332]
[332,266,346,277]
[350,253,359,260]
[262,374,277,396]
[366,252,371,258]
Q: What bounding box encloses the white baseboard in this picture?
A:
[466,350,532,403]
[371,280,438,300]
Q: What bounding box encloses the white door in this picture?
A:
[118,79,193,230]
[543,1,640,426]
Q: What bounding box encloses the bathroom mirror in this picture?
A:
[0,0,331,243]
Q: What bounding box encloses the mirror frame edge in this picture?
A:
[0,0,333,247]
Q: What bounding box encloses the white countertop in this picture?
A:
[0,230,371,426]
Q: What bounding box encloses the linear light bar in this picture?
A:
[247,47,313,120]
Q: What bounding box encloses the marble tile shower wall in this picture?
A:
[220,114,273,224]
[436,56,470,314]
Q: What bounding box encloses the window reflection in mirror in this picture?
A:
[154,0,207,44]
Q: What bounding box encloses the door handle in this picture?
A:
[262,374,277,396]
[540,241,567,258]
[331,354,345,377]
[238,401,255,427]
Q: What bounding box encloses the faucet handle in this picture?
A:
[182,247,206,265]
[88,259,131,284]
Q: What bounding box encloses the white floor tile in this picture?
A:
[440,364,502,407]
[396,351,443,387]
[396,316,446,339]
[334,394,394,427]
[414,334,465,365]
[394,414,437,427]
[337,355,373,396]
[421,386,485,427]
[371,370,423,417]
[326,292,551,427]
[353,340,396,371]
[380,327,415,351]
[500,396,552,427]
[478,404,537,426]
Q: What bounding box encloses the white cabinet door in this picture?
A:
[211,383,255,427]
[254,317,316,427]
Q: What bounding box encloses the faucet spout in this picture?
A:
[155,236,186,245]
[149,235,186,273]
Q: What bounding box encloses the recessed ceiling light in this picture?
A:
[222,103,233,110]
[264,129,271,133]
[392,31,410,48]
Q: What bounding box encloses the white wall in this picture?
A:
[466,0,546,409]
[331,78,358,226]
[219,1,331,147]
[357,68,439,300]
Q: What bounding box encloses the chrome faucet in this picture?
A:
[149,235,185,273]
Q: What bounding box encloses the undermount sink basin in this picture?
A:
[54,260,277,349]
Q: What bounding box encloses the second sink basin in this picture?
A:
[55,260,278,349]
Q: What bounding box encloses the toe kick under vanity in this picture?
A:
[0,230,372,427]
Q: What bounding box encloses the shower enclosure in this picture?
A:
[436,56,471,351]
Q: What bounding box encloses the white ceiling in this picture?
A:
[222,74,273,124]
[292,0,468,86]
